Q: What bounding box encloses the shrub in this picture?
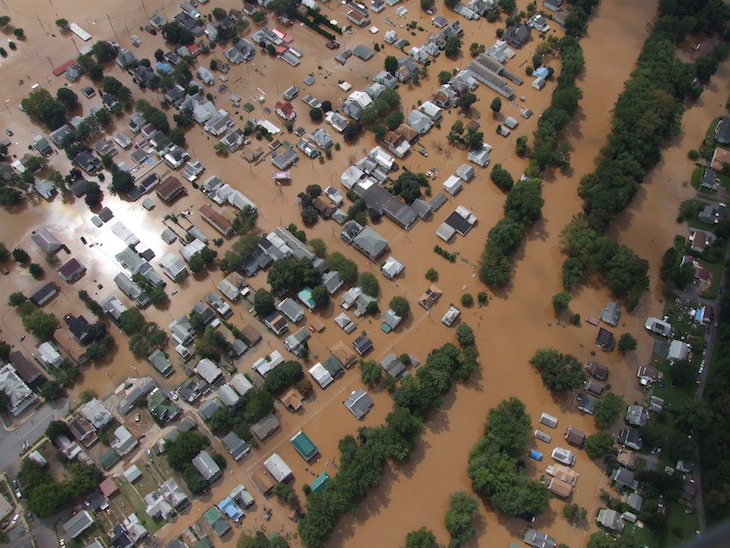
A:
[461,293,474,307]
[425,268,438,282]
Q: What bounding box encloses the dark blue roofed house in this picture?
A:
[715,116,730,144]
[505,23,532,48]
[596,327,615,352]
[74,149,102,174]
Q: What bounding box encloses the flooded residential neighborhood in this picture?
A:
[0,0,727,547]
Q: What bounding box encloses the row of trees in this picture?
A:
[478,178,544,287]
[561,1,728,308]
[468,397,551,516]
[297,342,480,547]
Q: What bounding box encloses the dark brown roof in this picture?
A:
[58,258,86,281]
[241,325,262,345]
[8,351,45,386]
[156,176,186,202]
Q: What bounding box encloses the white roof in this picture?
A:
[263,453,293,482]
[308,363,334,388]
[230,373,254,398]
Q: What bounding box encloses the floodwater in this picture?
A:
[0,0,723,546]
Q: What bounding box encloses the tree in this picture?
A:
[490,97,502,115]
[444,35,462,57]
[56,88,78,111]
[45,420,70,441]
[245,390,274,422]
[444,492,479,545]
[0,16,9,28]
[618,333,637,353]
[529,348,585,392]
[309,107,323,121]
[393,171,427,204]
[403,527,436,548]
[420,0,435,11]
[425,268,438,282]
[267,258,321,293]
[128,322,166,357]
[212,7,228,20]
[584,432,614,460]
[384,55,399,74]
[312,285,329,308]
[40,380,62,401]
[28,263,44,279]
[188,254,205,273]
[55,18,69,31]
[183,468,208,495]
[92,40,117,63]
[110,169,134,194]
[169,128,186,147]
[360,360,382,386]
[13,28,24,39]
[594,393,625,429]
[119,308,145,334]
[22,310,58,340]
[552,291,572,313]
[310,238,327,258]
[456,324,475,347]
[457,93,477,112]
[505,178,544,225]
[490,164,514,191]
[161,22,195,45]
[264,361,304,394]
[384,111,404,131]
[325,252,358,282]
[389,296,410,318]
[357,272,379,297]
[563,503,587,525]
[461,293,474,307]
[463,126,484,150]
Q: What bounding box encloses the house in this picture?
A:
[251,412,280,441]
[81,398,113,429]
[343,91,373,121]
[504,23,531,47]
[611,467,638,491]
[441,305,461,326]
[682,475,698,501]
[34,179,57,200]
[63,510,95,539]
[667,340,690,363]
[148,389,180,423]
[118,378,156,414]
[144,491,174,521]
[637,365,660,387]
[205,291,232,319]
[352,44,375,60]
[0,365,38,416]
[290,431,318,461]
[584,378,605,397]
[382,131,411,158]
[57,258,86,283]
[74,150,102,174]
[456,163,475,182]
[715,116,730,144]
[381,353,406,378]
[564,426,586,447]
[645,316,672,336]
[626,405,648,427]
[111,425,138,456]
[539,412,558,428]
[468,144,492,167]
[381,256,404,279]
[161,479,188,509]
[198,398,221,420]
[30,281,59,306]
[347,334,374,360]
[418,284,443,309]
[577,393,597,414]
[195,358,223,385]
[442,175,463,196]
[37,341,63,369]
[597,508,624,532]
[585,360,609,380]
[551,447,576,466]
[159,254,188,282]
[274,101,296,121]
[618,428,643,450]
[156,176,186,203]
[116,48,137,68]
[31,227,62,254]
[547,478,572,498]
[193,450,222,482]
[204,506,230,537]
[617,449,638,470]
[599,302,620,326]
[698,202,728,224]
[70,414,97,446]
[351,226,389,261]
[344,389,374,420]
[264,453,294,483]
[348,10,370,26]
[523,529,557,548]
[407,109,434,134]
[596,327,615,351]
[222,432,251,461]
[628,493,644,512]
[309,363,334,388]
[700,167,717,190]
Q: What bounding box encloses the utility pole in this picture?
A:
[107,15,116,39]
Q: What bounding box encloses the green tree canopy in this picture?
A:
[584,432,614,460]
[119,307,145,334]
[594,393,625,429]
[384,55,399,74]
[530,348,585,392]
[357,272,380,297]
[552,291,572,313]
[253,289,275,317]
[403,527,437,548]
[22,310,58,340]
[389,296,410,318]
[444,492,479,545]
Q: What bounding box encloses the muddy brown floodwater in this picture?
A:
[0,0,724,546]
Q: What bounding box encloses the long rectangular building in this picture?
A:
[199,204,233,237]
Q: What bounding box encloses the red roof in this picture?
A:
[52,59,75,77]
[188,43,201,56]
[275,102,295,118]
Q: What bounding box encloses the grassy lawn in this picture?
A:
[697,258,723,299]
[117,480,165,535]
[705,118,720,141]
[690,166,717,195]
[679,199,721,232]
[718,172,730,193]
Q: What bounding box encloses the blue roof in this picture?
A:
[290,431,318,461]
[155,62,173,75]
[218,496,244,521]
[534,67,549,78]
[310,472,331,493]
[529,449,543,461]
[298,287,315,309]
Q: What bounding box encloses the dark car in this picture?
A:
[144,25,157,35]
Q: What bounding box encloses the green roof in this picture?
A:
[310,472,331,494]
[148,391,180,422]
[203,506,230,537]
[322,356,344,378]
[243,103,254,112]
[290,430,318,461]
[99,448,121,470]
